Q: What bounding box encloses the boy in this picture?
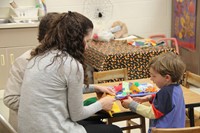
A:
[121,52,186,133]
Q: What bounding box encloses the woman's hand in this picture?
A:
[95,86,116,99]
[99,96,115,111]
[95,86,116,95]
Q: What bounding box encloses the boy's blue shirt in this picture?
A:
[149,84,185,132]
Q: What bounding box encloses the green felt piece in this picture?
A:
[83,97,97,106]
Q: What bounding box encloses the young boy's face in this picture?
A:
[149,67,170,88]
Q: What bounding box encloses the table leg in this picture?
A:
[140,117,146,133]
[188,107,195,127]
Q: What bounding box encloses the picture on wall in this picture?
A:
[172,0,196,51]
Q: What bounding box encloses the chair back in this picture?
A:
[149,35,179,54]
[149,34,166,38]
[157,37,179,54]
[183,71,200,88]
[93,68,128,84]
[151,126,200,133]
[0,114,17,133]
[149,34,168,45]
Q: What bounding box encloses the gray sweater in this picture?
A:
[18,50,102,133]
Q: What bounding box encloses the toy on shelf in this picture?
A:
[114,81,158,100]
[128,39,157,47]
[92,21,128,42]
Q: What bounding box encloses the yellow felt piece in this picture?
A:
[130,84,140,93]
[112,102,121,112]
[106,95,121,117]
[108,102,121,117]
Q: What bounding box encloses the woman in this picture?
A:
[18,11,122,133]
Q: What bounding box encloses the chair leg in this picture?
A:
[107,116,146,133]
[126,120,131,133]
[127,118,146,133]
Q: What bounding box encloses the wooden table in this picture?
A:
[182,87,200,126]
[84,78,200,127]
[85,40,175,80]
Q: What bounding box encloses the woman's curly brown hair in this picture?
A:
[37,12,60,42]
[31,11,93,86]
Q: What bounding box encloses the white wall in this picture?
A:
[0,0,172,38]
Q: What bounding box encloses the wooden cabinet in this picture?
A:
[0,48,9,90]
[0,27,38,90]
[172,0,200,75]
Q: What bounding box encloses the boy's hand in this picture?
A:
[131,97,145,104]
[121,96,133,109]
[132,95,149,103]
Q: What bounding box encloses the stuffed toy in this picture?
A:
[111,21,128,39]
[92,21,128,42]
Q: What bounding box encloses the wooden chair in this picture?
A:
[182,71,200,127]
[93,68,146,133]
[93,68,128,84]
[183,71,200,88]
[149,34,179,54]
[149,34,168,45]
[0,114,17,133]
[185,109,200,127]
[157,38,179,55]
[149,34,166,39]
[151,126,200,133]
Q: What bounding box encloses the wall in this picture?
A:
[0,0,172,38]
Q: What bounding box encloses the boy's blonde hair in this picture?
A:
[149,52,186,82]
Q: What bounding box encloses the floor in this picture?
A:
[0,85,200,133]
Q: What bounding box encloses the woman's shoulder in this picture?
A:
[15,50,31,62]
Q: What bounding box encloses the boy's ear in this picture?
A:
[165,74,171,81]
